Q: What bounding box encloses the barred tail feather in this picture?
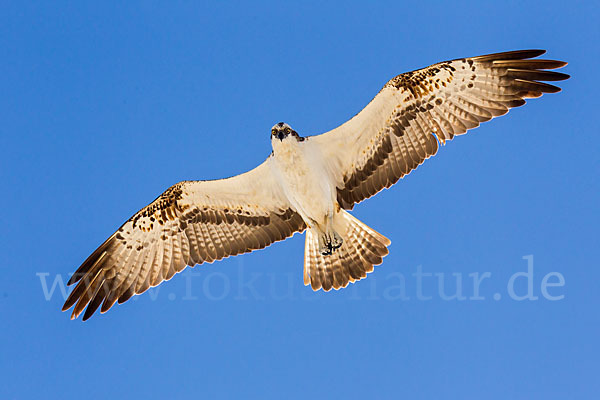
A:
[303,211,391,291]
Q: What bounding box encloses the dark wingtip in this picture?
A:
[472,49,547,62]
[62,291,79,311]
[538,60,569,69]
[517,49,547,58]
[66,274,79,286]
[548,71,570,81]
[530,49,546,57]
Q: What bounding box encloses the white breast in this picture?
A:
[270,138,336,226]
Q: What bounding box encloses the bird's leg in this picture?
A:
[318,212,343,256]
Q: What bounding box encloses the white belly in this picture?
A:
[270,139,336,227]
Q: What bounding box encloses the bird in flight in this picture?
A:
[63,49,569,320]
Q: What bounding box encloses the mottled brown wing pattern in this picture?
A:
[63,163,305,320]
[314,50,569,209]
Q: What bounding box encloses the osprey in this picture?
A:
[63,49,569,320]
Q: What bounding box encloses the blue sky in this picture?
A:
[1,1,598,399]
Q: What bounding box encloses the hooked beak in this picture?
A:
[277,131,285,141]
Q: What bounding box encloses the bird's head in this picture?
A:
[271,122,303,143]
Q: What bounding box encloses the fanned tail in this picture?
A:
[303,210,391,291]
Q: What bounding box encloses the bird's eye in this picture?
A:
[285,128,291,134]
[272,130,277,135]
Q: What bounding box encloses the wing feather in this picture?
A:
[311,49,569,209]
[63,159,305,320]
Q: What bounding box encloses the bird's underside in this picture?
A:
[63,49,569,320]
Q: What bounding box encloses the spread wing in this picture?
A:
[63,158,305,320]
[311,50,569,209]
